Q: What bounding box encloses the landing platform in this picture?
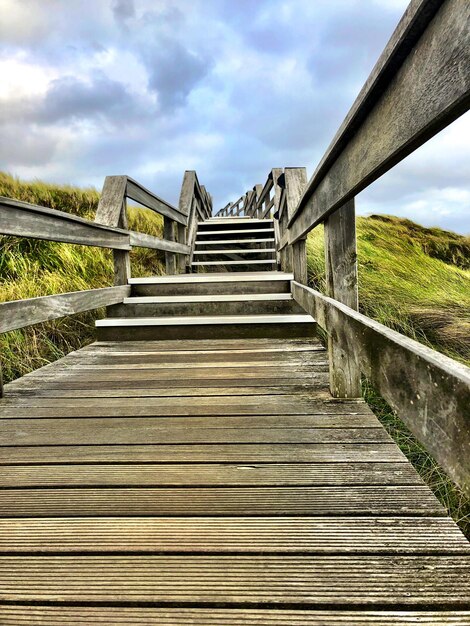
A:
[0,337,469,622]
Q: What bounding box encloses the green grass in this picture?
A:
[0,172,165,382]
[307,216,470,537]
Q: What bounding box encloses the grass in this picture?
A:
[0,172,165,382]
[307,216,470,537]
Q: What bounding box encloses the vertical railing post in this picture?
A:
[96,176,131,286]
[163,217,177,275]
[284,168,308,283]
[324,198,361,397]
[176,222,187,274]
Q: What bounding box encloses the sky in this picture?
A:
[0,0,468,234]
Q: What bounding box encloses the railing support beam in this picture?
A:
[324,198,361,398]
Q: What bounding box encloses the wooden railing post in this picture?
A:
[176,223,187,273]
[163,217,177,274]
[96,176,131,286]
[324,198,361,398]
[284,168,308,283]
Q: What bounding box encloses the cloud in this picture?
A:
[0,0,467,234]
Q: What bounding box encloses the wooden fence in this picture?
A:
[217,0,470,494]
[0,170,212,395]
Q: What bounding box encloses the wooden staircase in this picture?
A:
[1,3,470,619]
[192,216,277,272]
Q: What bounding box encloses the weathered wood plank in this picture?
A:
[0,197,130,249]
[0,421,391,446]
[0,443,406,464]
[2,607,470,625]
[126,177,187,224]
[1,517,466,554]
[324,198,361,397]
[94,175,127,227]
[288,0,470,242]
[0,286,130,334]
[129,230,189,254]
[0,486,442,517]
[1,556,468,605]
[0,462,419,487]
[292,281,470,494]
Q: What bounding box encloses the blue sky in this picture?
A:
[0,0,468,233]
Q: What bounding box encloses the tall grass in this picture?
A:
[0,172,165,382]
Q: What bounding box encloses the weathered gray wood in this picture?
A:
[2,555,468,605]
[0,286,130,334]
[126,177,187,224]
[2,518,466,553]
[0,486,442,517]
[0,197,129,249]
[95,176,127,227]
[129,230,189,255]
[0,442,406,464]
[324,198,361,398]
[0,462,418,487]
[288,0,470,242]
[292,281,470,494]
[95,177,131,284]
[176,222,187,272]
[283,168,308,282]
[163,217,177,274]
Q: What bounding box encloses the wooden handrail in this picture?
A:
[292,281,470,494]
[287,0,470,244]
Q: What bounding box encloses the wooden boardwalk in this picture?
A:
[1,335,469,623]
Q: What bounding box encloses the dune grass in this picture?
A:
[0,172,165,382]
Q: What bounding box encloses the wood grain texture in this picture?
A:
[0,196,130,249]
[0,286,130,334]
[0,486,443,517]
[1,517,466,554]
[2,607,470,625]
[288,0,470,242]
[324,198,361,397]
[0,555,468,605]
[129,230,190,254]
[0,443,406,464]
[126,177,187,225]
[292,281,470,494]
[0,462,419,487]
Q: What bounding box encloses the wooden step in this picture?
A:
[97,315,314,327]
[130,273,293,296]
[194,248,276,255]
[123,294,293,303]
[191,259,277,266]
[195,239,275,245]
[96,314,316,341]
[110,295,302,317]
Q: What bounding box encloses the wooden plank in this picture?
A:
[163,216,177,273]
[94,175,127,227]
[126,177,187,224]
[2,607,470,625]
[292,281,470,494]
[0,197,130,249]
[288,0,470,242]
[324,198,361,397]
[1,555,468,605]
[0,421,391,446]
[129,230,189,254]
[0,396,367,418]
[0,486,443,517]
[0,443,406,464]
[0,286,130,334]
[1,517,466,554]
[0,462,420,487]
